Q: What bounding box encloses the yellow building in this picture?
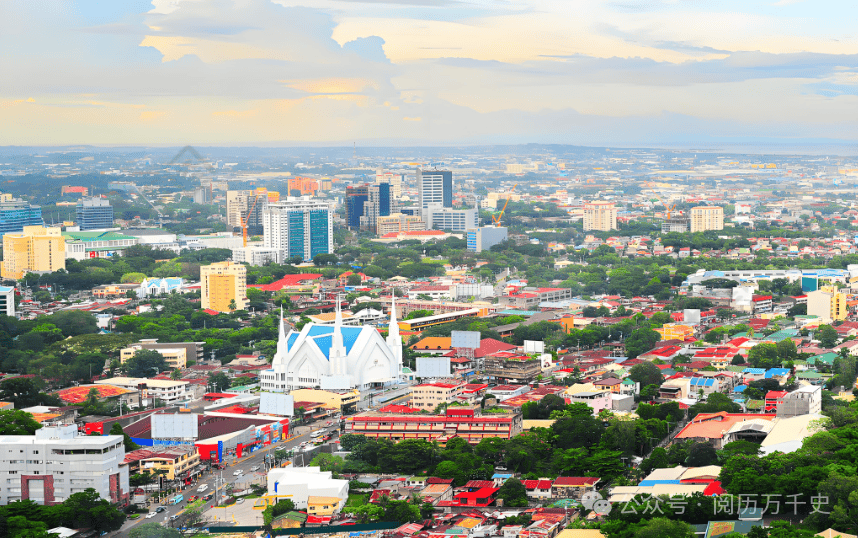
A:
[307,496,343,517]
[201,261,248,312]
[120,344,187,370]
[655,323,695,340]
[137,447,200,480]
[288,388,360,414]
[583,202,617,231]
[807,285,847,323]
[1,226,66,279]
[689,206,724,232]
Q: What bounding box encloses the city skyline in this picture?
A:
[2,0,858,147]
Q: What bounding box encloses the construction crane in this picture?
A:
[491,183,518,226]
[241,191,263,247]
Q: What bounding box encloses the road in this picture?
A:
[117,420,342,534]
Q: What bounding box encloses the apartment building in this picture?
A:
[123,446,201,481]
[120,343,188,370]
[410,382,464,411]
[689,206,724,232]
[0,286,14,317]
[263,198,333,262]
[344,407,522,444]
[777,385,822,418]
[0,425,129,505]
[377,213,426,235]
[583,202,617,231]
[1,226,66,279]
[807,285,847,323]
[484,354,542,383]
[95,377,190,406]
[201,261,248,312]
[226,190,268,235]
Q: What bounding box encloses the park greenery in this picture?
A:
[0,488,125,537]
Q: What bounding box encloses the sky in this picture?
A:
[2,0,858,147]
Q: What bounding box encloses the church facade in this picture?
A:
[260,298,404,393]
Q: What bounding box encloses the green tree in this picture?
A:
[685,442,718,466]
[747,343,781,369]
[625,328,661,359]
[110,422,140,451]
[61,488,126,532]
[634,517,694,538]
[262,498,297,526]
[48,310,99,337]
[776,339,798,361]
[818,324,839,348]
[0,378,61,408]
[208,371,231,392]
[0,410,43,435]
[347,274,362,286]
[129,523,181,538]
[310,453,345,473]
[124,349,169,378]
[497,478,528,507]
[120,272,147,284]
[629,362,664,388]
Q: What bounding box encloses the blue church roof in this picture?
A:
[289,325,365,360]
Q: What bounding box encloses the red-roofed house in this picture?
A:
[639,346,684,361]
[522,479,554,500]
[551,477,600,499]
[764,391,788,413]
[751,295,773,314]
[450,487,499,507]
[249,273,322,292]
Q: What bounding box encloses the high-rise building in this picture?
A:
[360,184,395,233]
[425,207,479,232]
[807,285,847,323]
[417,169,453,213]
[1,226,66,279]
[583,201,617,231]
[345,185,369,230]
[467,226,508,253]
[0,424,129,505]
[287,177,319,196]
[689,206,724,232]
[201,261,248,313]
[377,213,426,235]
[376,168,404,199]
[263,198,333,262]
[76,197,114,230]
[0,286,15,317]
[0,197,44,234]
[193,186,211,204]
[226,190,268,235]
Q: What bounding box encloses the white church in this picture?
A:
[260,297,404,393]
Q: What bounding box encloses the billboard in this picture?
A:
[523,340,545,354]
[259,393,295,416]
[451,331,481,349]
[151,413,198,439]
[416,356,452,378]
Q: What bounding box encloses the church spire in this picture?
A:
[273,305,288,366]
[330,294,347,375]
[386,292,403,372]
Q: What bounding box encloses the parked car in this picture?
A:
[236,498,245,504]
[170,514,180,521]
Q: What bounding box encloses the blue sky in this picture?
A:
[2,0,858,146]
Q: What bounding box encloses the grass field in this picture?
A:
[346,493,366,507]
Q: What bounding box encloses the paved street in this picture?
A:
[116,420,342,534]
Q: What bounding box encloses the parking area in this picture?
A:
[204,497,264,526]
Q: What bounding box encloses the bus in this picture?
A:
[169,494,184,505]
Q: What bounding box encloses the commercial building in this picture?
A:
[0,286,14,317]
[62,231,139,260]
[344,407,522,444]
[483,354,542,383]
[499,287,573,310]
[75,197,114,230]
[345,185,369,230]
[201,261,248,312]
[287,177,319,196]
[410,382,464,412]
[123,339,204,364]
[226,190,268,235]
[467,226,508,253]
[95,377,191,406]
[0,197,45,234]
[120,343,188,370]
[376,169,404,199]
[262,198,333,262]
[360,183,394,233]
[265,466,348,511]
[1,226,66,279]
[418,169,453,213]
[377,213,426,235]
[807,285,848,323]
[123,446,201,481]
[689,206,724,233]
[0,424,129,505]
[287,388,360,414]
[425,207,479,232]
[583,202,617,231]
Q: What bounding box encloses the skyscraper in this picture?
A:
[76,197,114,230]
[417,169,453,212]
[345,185,369,230]
[583,201,617,231]
[263,198,333,262]
[226,190,268,235]
[376,168,403,199]
[360,183,394,233]
[689,206,724,232]
[201,261,247,313]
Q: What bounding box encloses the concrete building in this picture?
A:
[95,377,190,406]
[62,231,139,260]
[345,407,522,443]
[201,261,248,313]
[410,382,464,412]
[287,388,360,414]
[807,286,848,323]
[226,190,268,235]
[265,466,348,510]
[777,385,822,418]
[120,343,188,370]
[417,169,453,213]
[1,226,66,279]
[263,198,333,262]
[376,169,403,199]
[0,197,45,234]
[483,355,542,383]
[123,446,201,481]
[566,390,612,415]
[360,184,394,233]
[124,339,204,364]
[0,286,14,317]
[377,213,426,235]
[75,197,114,230]
[689,206,724,233]
[467,226,508,253]
[345,185,369,230]
[425,207,479,232]
[583,202,617,231]
[0,424,129,505]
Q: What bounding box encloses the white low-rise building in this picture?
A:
[265,466,348,510]
[0,425,129,505]
[95,377,190,406]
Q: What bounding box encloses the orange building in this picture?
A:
[288,177,319,196]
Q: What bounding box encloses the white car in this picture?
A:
[145,512,158,519]
[197,484,209,493]
[250,465,260,472]
[233,469,243,476]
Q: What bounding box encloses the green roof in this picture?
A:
[807,352,837,365]
[765,329,799,342]
[62,231,131,241]
[797,371,823,378]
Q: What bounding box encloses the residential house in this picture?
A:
[523,479,553,500]
[551,477,600,499]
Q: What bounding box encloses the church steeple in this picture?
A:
[386,293,403,371]
[272,305,288,366]
[329,294,347,375]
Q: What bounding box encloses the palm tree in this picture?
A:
[228,299,237,312]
